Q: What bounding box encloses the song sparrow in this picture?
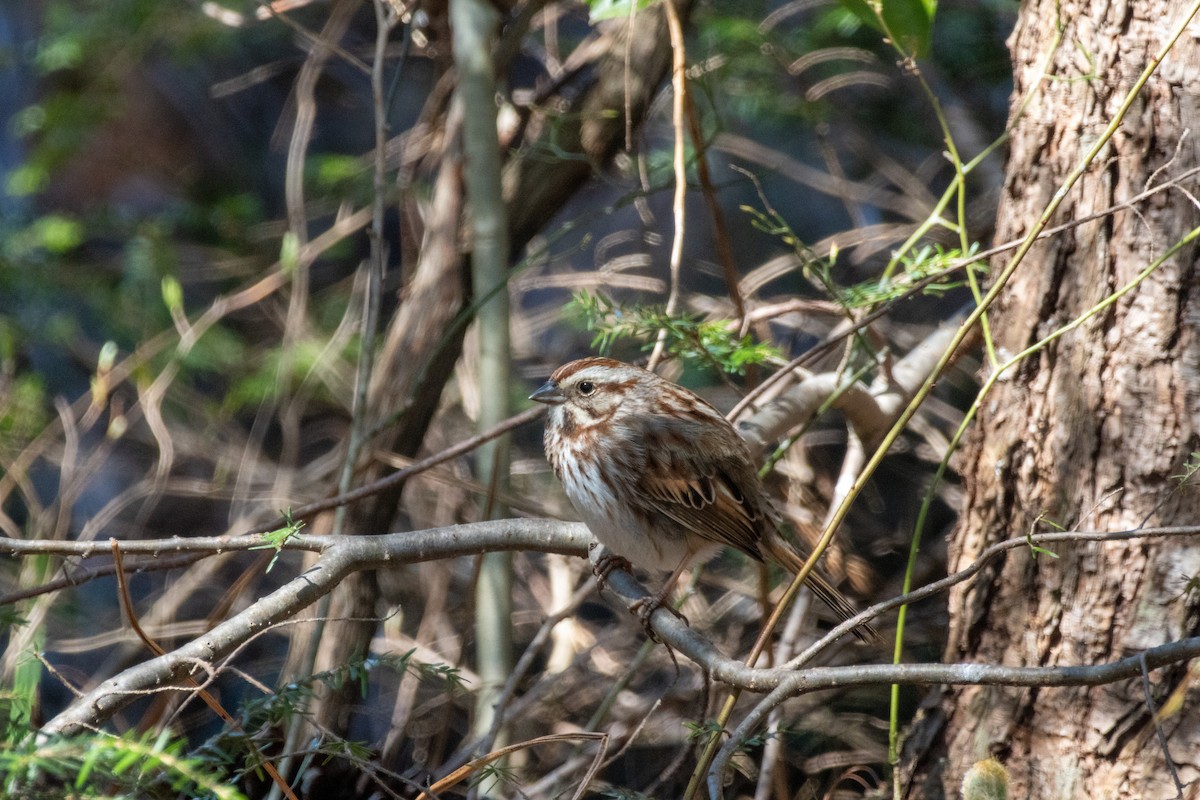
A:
[531,356,877,642]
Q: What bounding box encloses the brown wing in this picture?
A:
[623,404,879,642]
[635,444,769,559]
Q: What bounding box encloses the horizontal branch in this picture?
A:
[38,520,590,736]
[0,518,588,561]
[27,521,1200,736]
[775,636,1200,689]
[793,524,1200,667]
[593,534,1200,692]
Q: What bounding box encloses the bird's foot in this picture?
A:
[591,551,633,591]
[629,592,689,641]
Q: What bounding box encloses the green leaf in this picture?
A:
[112,745,141,775]
[35,31,86,72]
[1172,451,1200,483]
[837,0,936,58]
[249,510,305,573]
[4,164,47,197]
[97,340,119,374]
[586,0,658,23]
[161,276,184,315]
[280,231,300,274]
[1026,513,1061,558]
[75,743,103,788]
[29,214,83,253]
[566,290,781,375]
[312,154,367,190]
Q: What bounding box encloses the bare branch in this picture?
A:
[23,520,1200,736]
[38,519,591,735]
[736,308,970,455]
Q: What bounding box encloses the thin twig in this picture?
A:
[683,92,744,324]
[646,0,688,372]
[1,407,548,606]
[248,404,545,535]
[1139,652,1186,798]
[110,541,300,800]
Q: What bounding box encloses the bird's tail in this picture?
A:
[763,536,880,643]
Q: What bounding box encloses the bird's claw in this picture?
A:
[589,550,689,641]
[592,552,633,590]
[629,594,689,641]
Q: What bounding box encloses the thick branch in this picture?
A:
[26,521,1200,735]
[737,310,969,455]
[39,520,591,735]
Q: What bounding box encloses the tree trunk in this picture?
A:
[306,5,692,738]
[905,1,1200,797]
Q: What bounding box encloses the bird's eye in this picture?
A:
[578,381,596,396]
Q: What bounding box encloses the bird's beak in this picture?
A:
[529,380,565,405]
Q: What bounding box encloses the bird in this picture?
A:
[531,356,877,642]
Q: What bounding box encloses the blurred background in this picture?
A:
[0,0,1014,796]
